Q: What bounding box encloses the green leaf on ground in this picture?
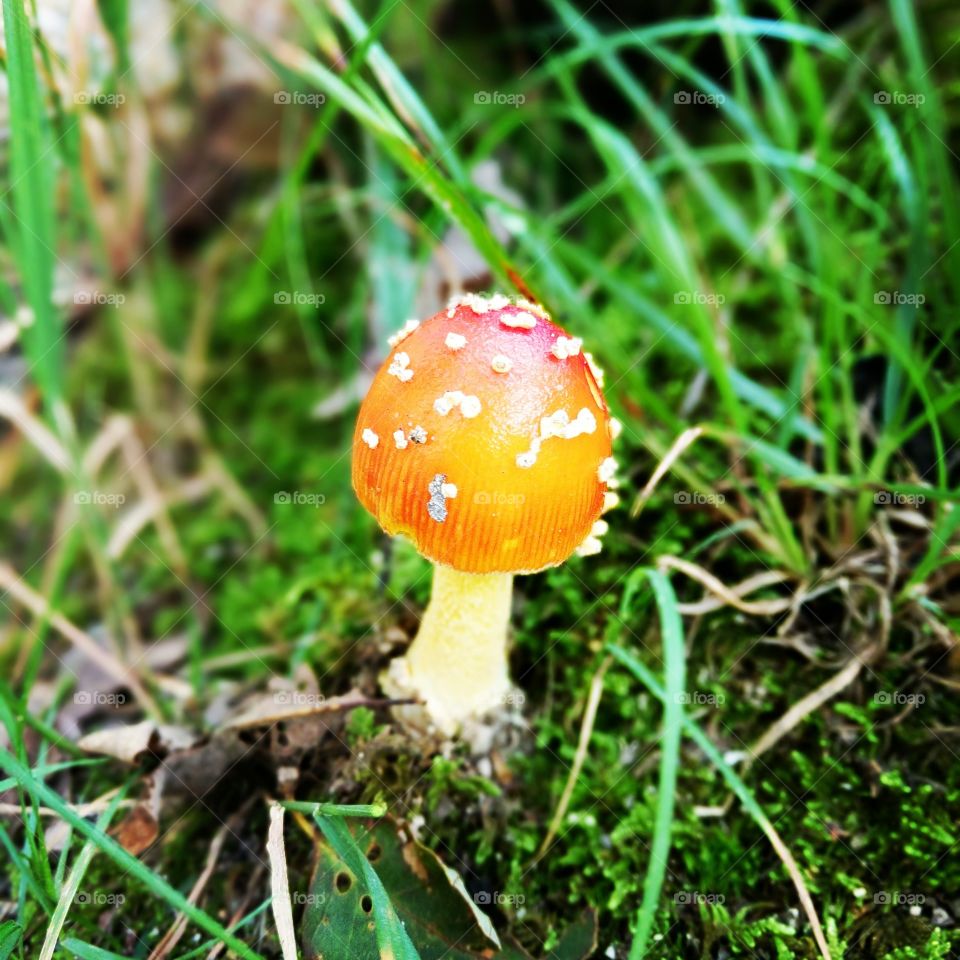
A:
[302,817,596,960]
[0,922,22,960]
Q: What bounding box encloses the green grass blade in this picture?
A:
[175,902,275,960]
[0,819,53,914]
[717,0,795,148]
[541,18,846,81]
[0,749,267,960]
[648,144,886,223]
[328,0,468,183]
[889,0,960,303]
[868,106,925,427]
[618,570,685,959]
[0,683,88,759]
[0,758,105,794]
[550,0,754,254]
[38,789,127,960]
[63,901,275,960]
[366,140,418,346]
[231,28,528,298]
[282,800,387,817]
[96,0,130,74]
[608,643,830,957]
[1,0,64,409]
[547,239,823,442]
[0,921,21,960]
[901,505,960,598]
[57,942,128,960]
[65,903,276,960]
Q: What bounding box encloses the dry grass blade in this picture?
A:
[676,569,794,615]
[0,798,133,818]
[532,655,612,864]
[38,790,129,960]
[204,865,268,960]
[631,425,704,516]
[658,555,794,615]
[0,561,157,713]
[746,643,878,770]
[0,320,19,352]
[0,389,70,472]
[200,449,269,540]
[148,814,238,960]
[82,415,133,476]
[762,821,832,960]
[267,803,298,960]
[107,475,212,561]
[118,427,188,576]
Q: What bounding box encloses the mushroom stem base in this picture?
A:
[382,565,513,733]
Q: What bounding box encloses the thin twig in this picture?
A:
[532,656,612,863]
[701,643,879,824]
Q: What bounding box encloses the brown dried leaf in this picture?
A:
[77,720,198,764]
[110,803,159,856]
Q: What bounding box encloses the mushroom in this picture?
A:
[352,293,617,733]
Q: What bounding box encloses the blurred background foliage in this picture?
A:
[0,0,959,957]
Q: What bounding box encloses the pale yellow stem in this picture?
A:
[383,565,513,732]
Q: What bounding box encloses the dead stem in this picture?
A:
[0,561,160,716]
[531,656,612,865]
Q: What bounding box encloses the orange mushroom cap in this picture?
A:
[352,294,617,574]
